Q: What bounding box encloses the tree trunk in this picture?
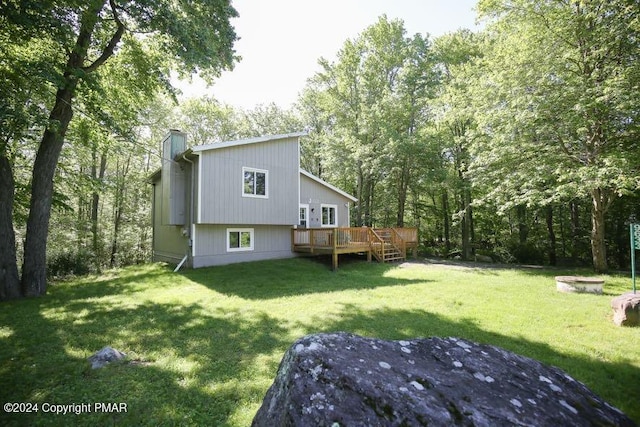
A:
[364,175,373,227]
[0,153,20,300]
[546,205,557,266]
[91,149,108,271]
[442,189,451,254]
[460,186,473,261]
[355,163,364,226]
[19,1,123,296]
[21,87,75,296]
[517,205,529,244]
[570,200,580,265]
[590,188,610,273]
[396,161,409,227]
[110,156,130,268]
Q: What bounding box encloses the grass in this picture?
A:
[1,256,639,426]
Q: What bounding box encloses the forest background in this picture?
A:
[1,0,639,300]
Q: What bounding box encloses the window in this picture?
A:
[321,204,337,227]
[299,204,309,228]
[243,167,268,198]
[227,228,254,252]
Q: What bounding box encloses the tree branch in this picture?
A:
[83,0,125,73]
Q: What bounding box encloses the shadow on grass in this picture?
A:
[45,264,176,302]
[296,303,640,424]
[181,257,430,300]
[0,293,290,426]
[1,261,638,425]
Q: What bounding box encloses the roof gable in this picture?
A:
[300,169,357,202]
[191,131,307,153]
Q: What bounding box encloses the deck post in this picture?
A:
[332,228,338,270]
[310,229,314,253]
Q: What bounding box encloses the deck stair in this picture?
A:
[370,228,406,263]
[291,226,417,270]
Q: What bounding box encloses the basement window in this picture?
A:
[227,228,254,252]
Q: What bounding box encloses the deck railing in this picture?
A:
[392,227,418,244]
[292,227,372,250]
[368,228,386,262]
[390,228,407,258]
[292,226,418,261]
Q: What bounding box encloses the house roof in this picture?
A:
[191,131,308,153]
[300,169,358,202]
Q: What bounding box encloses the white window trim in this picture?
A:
[242,166,269,199]
[226,228,254,252]
[320,204,338,228]
[299,204,309,228]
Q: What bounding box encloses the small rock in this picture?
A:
[88,346,126,369]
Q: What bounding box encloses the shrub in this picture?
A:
[47,249,94,279]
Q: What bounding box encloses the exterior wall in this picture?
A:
[161,131,187,225]
[300,173,352,227]
[198,137,299,225]
[152,175,190,263]
[192,224,294,268]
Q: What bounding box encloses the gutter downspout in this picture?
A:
[174,255,188,273]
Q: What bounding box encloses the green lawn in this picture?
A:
[1,257,639,426]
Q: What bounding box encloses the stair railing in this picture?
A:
[368,228,385,262]
[390,228,407,259]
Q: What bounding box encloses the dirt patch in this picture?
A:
[398,258,546,272]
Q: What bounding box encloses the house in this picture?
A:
[150,130,358,269]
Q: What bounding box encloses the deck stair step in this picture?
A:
[377,241,406,263]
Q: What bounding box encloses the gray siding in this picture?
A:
[161,131,187,225]
[152,176,189,263]
[300,173,352,227]
[192,224,294,267]
[198,137,299,225]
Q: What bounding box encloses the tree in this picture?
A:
[472,0,640,272]
[307,16,437,227]
[0,24,54,300]
[175,96,241,145]
[432,30,483,260]
[1,0,238,299]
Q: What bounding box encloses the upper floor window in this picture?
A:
[243,167,268,198]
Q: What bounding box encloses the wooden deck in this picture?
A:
[291,227,418,270]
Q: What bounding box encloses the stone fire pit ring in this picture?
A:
[555,276,604,294]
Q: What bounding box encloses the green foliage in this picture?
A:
[301,16,439,227]
[471,0,640,271]
[47,248,94,279]
[0,0,240,298]
[0,260,638,425]
[174,97,303,146]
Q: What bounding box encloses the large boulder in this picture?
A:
[611,293,640,326]
[253,332,634,426]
